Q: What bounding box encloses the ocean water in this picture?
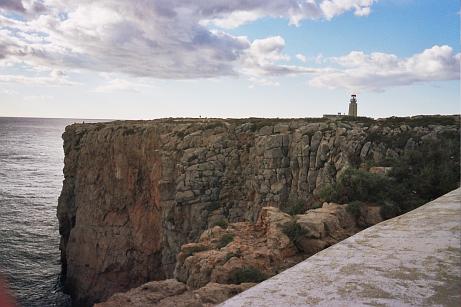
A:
[0,117,98,306]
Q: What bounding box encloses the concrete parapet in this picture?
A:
[221,188,461,306]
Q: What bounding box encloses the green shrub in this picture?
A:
[310,201,322,209]
[379,202,401,220]
[386,135,460,212]
[319,168,393,204]
[320,131,460,217]
[217,233,235,249]
[212,219,228,229]
[282,221,307,251]
[346,201,363,218]
[229,266,267,284]
[281,198,306,215]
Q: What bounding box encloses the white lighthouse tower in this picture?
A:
[348,94,358,117]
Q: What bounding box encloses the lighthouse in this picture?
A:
[348,94,358,117]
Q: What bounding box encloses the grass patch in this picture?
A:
[229,266,267,284]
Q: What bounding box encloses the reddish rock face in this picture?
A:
[57,117,459,305]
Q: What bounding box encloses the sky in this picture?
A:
[0,0,459,119]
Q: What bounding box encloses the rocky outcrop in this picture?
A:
[57,116,460,305]
[94,279,255,307]
[98,203,384,306]
[174,207,301,289]
[173,204,381,289]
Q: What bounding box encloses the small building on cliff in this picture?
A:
[323,94,359,119]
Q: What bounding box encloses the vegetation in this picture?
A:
[338,116,376,124]
[212,219,228,229]
[346,201,363,218]
[378,115,458,128]
[281,197,306,215]
[282,221,307,251]
[319,168,392,204]
[229,266,267,284]
[203,121,226,130]
[224,251,240,262]
[320,134,460,218]
[379,202,401,220]
[217,233,235,249]
[365,130,417,148]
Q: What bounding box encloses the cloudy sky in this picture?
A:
[0,0,459,119]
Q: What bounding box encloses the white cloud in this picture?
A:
[320,0,376,19]
[309,45,460,91]
[0,0,376,81]
[94,78,149,93]
[0,66,76,86]
[241,36,318,77]
[296,53,307,62]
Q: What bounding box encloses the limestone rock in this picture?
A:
[95,279,254,307]
[174,208,299,289]
[57,116,460,305]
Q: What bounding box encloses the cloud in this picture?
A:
[197,0,376,28]
[296,54,307,62]
[0,0,46,17]
[94,78,149,93]
[320,0,375,19]
[0,71,78,86]
[309,45,460,91]
[0,0,376,81]
[241,36,318,78]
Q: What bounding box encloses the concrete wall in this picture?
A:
[221,188,461,306]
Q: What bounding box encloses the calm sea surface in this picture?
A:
[0,117,105,306]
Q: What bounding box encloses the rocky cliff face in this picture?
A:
[57,116,459,305]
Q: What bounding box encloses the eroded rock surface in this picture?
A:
[57,116,460,305]
[94,279,254,307]
[98,203,383,306]
[174,207,300,289]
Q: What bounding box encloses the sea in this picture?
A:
[0,117,107,307]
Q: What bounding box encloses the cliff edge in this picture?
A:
[57,116,460,305]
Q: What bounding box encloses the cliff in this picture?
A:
[57,116,460,305]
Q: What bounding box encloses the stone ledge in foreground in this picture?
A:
[220,188,461,307]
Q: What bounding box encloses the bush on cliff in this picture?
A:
[388,136,460,211]
[320,134,460,217]
[281,197,306,215]
[282,221,307,251]
[229,266,267,284]
[212,219,228,229]
[346,201,363,218]
[319,168,393,204]
[217,233,235,249]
